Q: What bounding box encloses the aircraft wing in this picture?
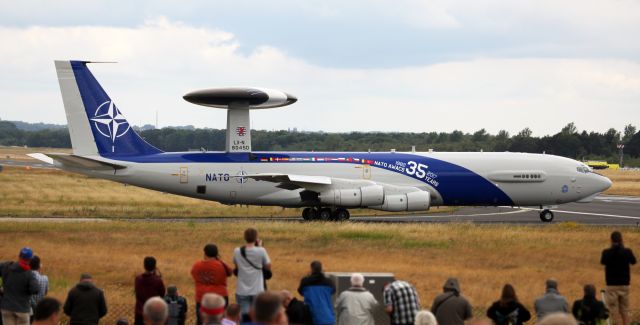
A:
[27,153,127,171]
[236,173,387,193]
[239,173,332,189]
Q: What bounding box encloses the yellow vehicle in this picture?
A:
[585,161,620,170]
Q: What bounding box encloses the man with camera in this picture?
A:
[233,228,272,321]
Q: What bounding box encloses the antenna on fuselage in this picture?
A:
[182,87,297,153]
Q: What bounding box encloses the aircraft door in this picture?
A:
[179,167,188,184]
[363,164,372,179]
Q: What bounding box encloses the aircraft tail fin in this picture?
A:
[54,60,163,157]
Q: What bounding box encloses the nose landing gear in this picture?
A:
[539,209,554,222]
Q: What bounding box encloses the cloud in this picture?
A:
[0,17,639,136]
[1,0,639,68]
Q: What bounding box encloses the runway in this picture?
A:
[349,195,640,225]
[1,159,639,226]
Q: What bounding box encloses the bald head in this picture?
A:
[143,297,168,325]
[350,273,364,287]
[201,293,226,324]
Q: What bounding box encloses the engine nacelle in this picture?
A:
[371,190,430,212]
[319,185,384,207]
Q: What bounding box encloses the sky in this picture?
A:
[0,0,638,135]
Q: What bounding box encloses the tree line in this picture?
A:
[1,120,639,166]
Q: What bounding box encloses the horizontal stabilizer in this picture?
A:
[28,153,126,170]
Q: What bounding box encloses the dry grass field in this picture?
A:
[599,168,640,196]
[0,221,638,316]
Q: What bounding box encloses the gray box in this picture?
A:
[326,272,395,325]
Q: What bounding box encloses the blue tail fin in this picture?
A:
[58,60,163,156]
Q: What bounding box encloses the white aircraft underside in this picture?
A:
[29,61,613,222]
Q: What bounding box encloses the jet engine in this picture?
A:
[371,190,430,212]
[318,185,385,207]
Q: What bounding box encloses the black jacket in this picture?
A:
[601,245,636,285]
[487,300,531,325]
[286,297,313,325]
[0,261,39,313]
[572,297,608,325]
[63,282,108,325]
[164,294,188,325]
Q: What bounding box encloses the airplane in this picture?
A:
[29,60,613,222]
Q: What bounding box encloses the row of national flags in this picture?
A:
[258,156,375,165]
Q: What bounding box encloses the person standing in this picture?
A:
[486,284,530,325]
[335,273,378,325]
[430,278,472,325]
[192,244,232,325]
[600,231,636,325]
[135,257,166,325]
[383,280,421,325]
[164,285,188,325]
[29,256,49,318]
[233,228,271,319]
[533,279,568,320]
[0,247,39,325]
[571,284,609,325]
[63,273,107,325]
[298,261,336,325]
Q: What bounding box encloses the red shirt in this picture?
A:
[191,259,232,302]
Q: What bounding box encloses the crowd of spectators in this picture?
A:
[0,229,635,325]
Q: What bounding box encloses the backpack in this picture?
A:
[164,296,184,324]
[496,309,518,325]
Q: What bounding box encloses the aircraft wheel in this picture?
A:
[539,209,554,222]
[318,208,332,221]
[335,208,350,221]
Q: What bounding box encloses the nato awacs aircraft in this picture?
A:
[29,61,613,222]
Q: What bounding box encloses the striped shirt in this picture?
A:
[383,281,420,325]
[30,271,49,309]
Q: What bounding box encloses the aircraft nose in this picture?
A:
[594,175,612,193]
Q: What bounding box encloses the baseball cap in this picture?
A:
[19,247,33,259]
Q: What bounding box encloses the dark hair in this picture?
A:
[30,255,41,271]
[225,303,241,318]
[144,256,157,272]
[252,291,283,323]
[611,231,623,246]
[34,297,61,321]
[583,284,596,298]
[204,244,219,258]
[244,228,258,243]
[499,284,518,307]
[311,260,323,273]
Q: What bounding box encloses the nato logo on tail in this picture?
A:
[90,101,131,153]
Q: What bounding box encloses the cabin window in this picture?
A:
[197,185,206,194]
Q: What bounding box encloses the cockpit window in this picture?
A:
[576,166,591,174]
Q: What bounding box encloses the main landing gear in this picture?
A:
[302,207,350,221]
[539,209,554,222]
